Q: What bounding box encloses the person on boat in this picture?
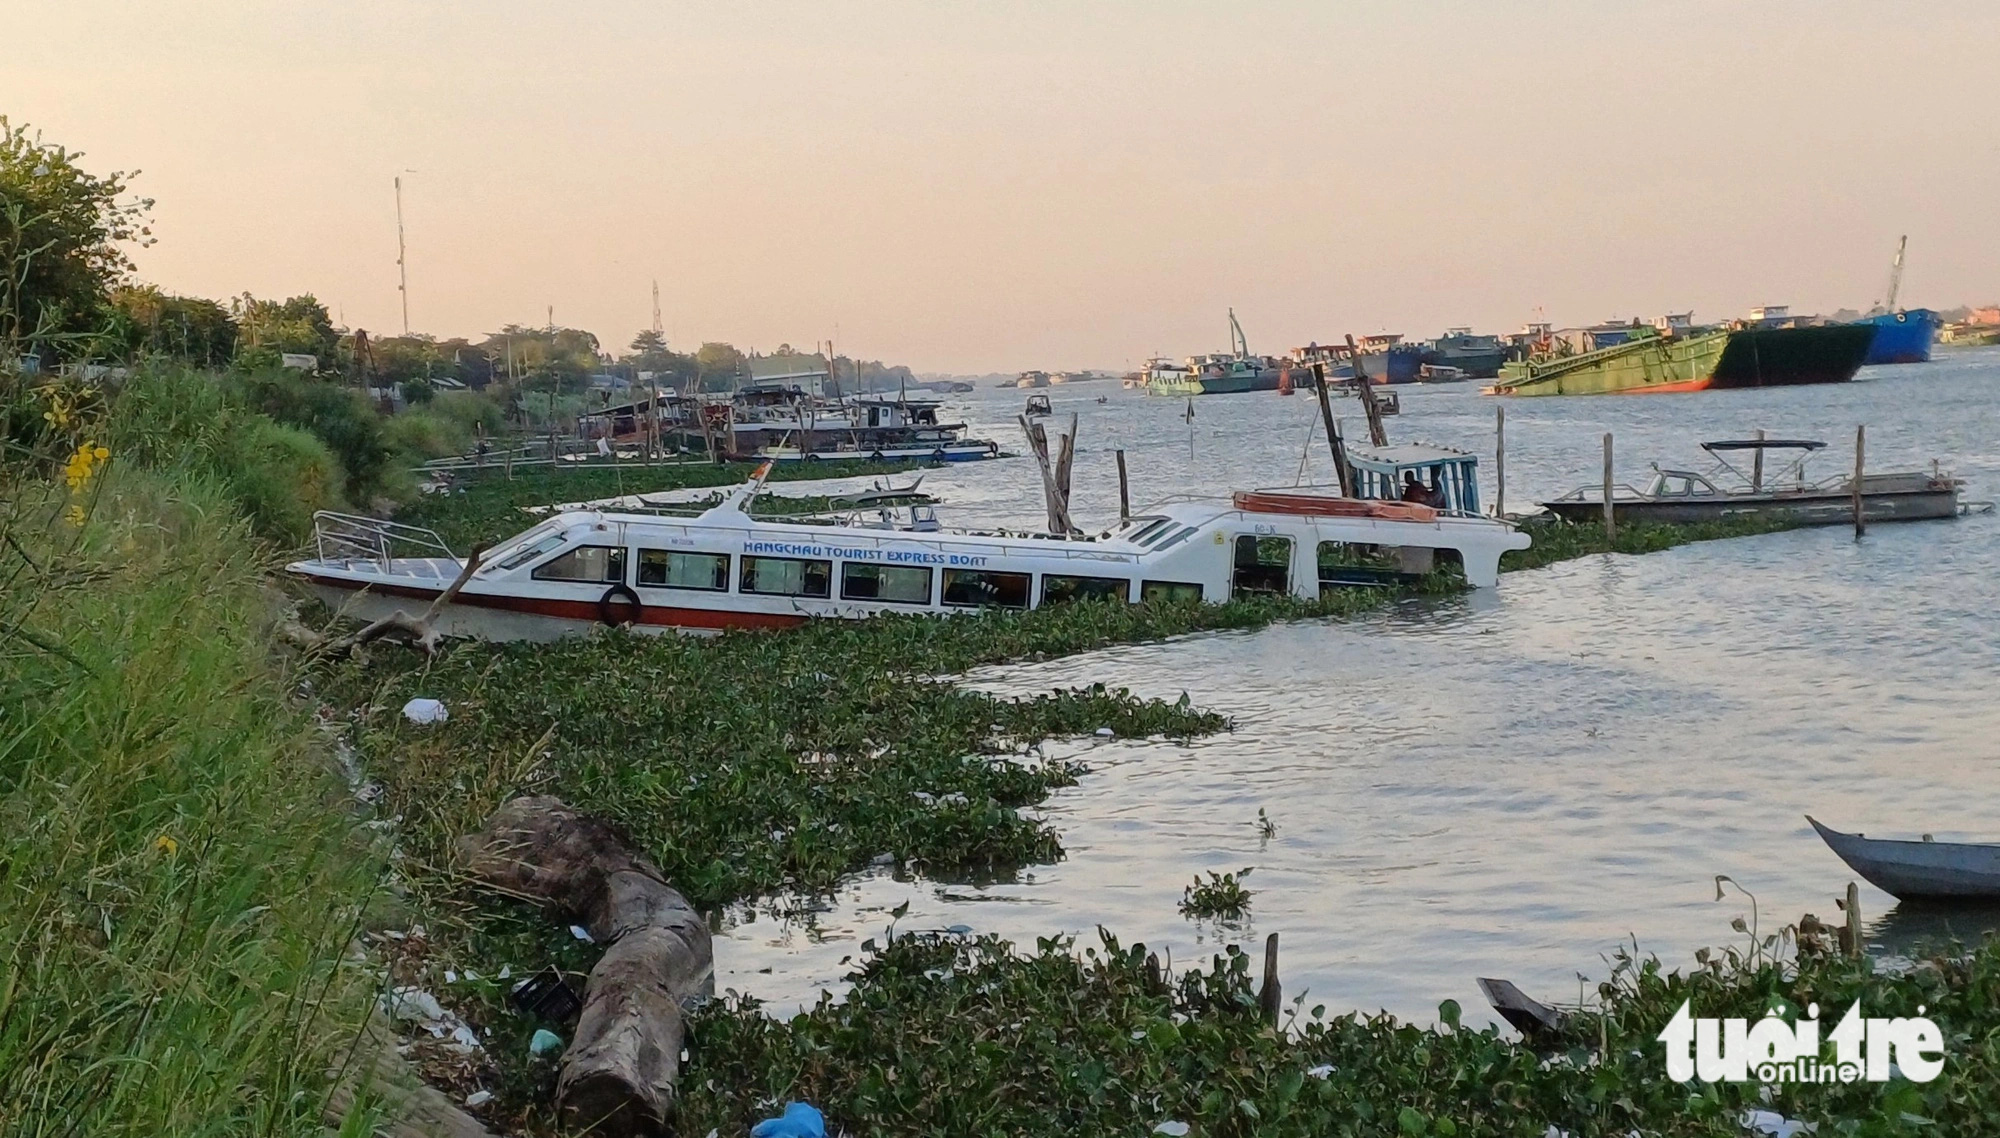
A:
[1401,473,1439,507]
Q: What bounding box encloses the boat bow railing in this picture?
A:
[311,511,459,571]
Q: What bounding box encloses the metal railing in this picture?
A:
[311,511,459,571]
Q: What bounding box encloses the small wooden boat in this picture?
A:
[1808,816,2000,901]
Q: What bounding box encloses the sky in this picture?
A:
[7,1,1996,373]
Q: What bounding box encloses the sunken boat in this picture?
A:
[1538,438,1963,527]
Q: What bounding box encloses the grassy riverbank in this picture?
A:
[0,470,382,1136]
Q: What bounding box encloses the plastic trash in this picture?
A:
[750,1102,827,1138]
[464,1090,493,1108]
[568,924,594,943]
[401,698,448,725]
[1742,1110,1813,1138]
[1095,727,1115,737]
[528,1028,564,1057]
[379,986,483,1054]
[1153,1123,1190,1137]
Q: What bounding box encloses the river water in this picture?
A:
[713,346,2000,1025]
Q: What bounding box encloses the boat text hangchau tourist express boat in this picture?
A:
[290,468,1530,640]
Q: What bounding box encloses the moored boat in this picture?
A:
[1489,324,1874,396]
[1857,309,1937,365]
[290,467,1530,641]
[1808,817,2000,901]
[1538,438,1964,526]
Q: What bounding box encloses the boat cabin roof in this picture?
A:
[1346,443,1477,472]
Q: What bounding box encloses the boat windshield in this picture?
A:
[488,521,567,571]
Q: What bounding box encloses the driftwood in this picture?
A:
[458,796,712,1135]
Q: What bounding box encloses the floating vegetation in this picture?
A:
[676,921,2000,1137]
[1499,512,1803,573]
[1179,867,1255,921]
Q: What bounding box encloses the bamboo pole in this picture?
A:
[1494,404,1505,517]
[1115,448,1130,521]
[1310,363,1353,496]
[1602,433,1616,541]
[1852,425,1866,538]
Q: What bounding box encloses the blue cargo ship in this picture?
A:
[1858,309,1936,365]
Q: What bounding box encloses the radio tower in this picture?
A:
[651,279,664,338]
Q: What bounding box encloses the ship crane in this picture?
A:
[1883,234,1907,312]
[1228,307,1250,358]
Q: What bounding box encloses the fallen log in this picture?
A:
[284,544,489,658]
[458,796,712,1136]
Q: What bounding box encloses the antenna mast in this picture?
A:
[651,279,664,337]
[1884,235,1907,312]
[394,176,410,334]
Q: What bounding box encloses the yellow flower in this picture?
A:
[63,442,109,491]
[153,834,178,856]
[65,504,86,528]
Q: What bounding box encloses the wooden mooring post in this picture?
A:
[1852,425,1866,538]
[1601,433,1616,541]
[1310,363,1354,496]
[1845,881,1862,959]
[1258,932,1281,1027]
[1494,404,1506,517]
[1752,427,1765,492]
[1115,448,1130,521]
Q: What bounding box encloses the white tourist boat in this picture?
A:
[289,469,1530,641]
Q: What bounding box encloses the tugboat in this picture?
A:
[1539,438,1966,526]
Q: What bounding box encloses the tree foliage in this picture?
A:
[0,116,152,354]
[109,285,237,367]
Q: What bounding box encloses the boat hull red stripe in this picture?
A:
[299,574,809,631]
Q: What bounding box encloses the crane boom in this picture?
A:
[1884,235,1907,312]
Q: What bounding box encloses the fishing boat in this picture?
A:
[290,467,1530,640]
[1808,817,2000,901]
[1539,438,1964,526]
[1024,393,1053,417]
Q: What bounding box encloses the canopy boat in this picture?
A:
[290,467,1529,641]
[1808,817,2000,901]
[1539,438,1964,527]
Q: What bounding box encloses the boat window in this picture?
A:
[740,556,832,598]
[841,563,933,605]
[1317,540,1414,591]
[637,549,729,591]
[941,569,1031,609]
[493,531,565,572]
[1232,535,1292,596]
[1041,574,1130,606]
[1140,580,1203,604]
[1151,525,1199,551]
[1127,518,1173,545]
[530,545,626,584]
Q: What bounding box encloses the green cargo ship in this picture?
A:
[1489,324,1875,396]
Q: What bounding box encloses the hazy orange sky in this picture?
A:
[9,1,1996,372]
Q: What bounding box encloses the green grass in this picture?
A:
[0,470,382,1136]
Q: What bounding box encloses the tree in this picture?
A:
[0,117,153,356]
[694,341,745,391]
[233,294,339,366]
[109,285,237,367]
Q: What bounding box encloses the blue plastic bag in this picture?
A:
[750,1101,827,1138]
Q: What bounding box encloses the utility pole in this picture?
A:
[394,175,411,334]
